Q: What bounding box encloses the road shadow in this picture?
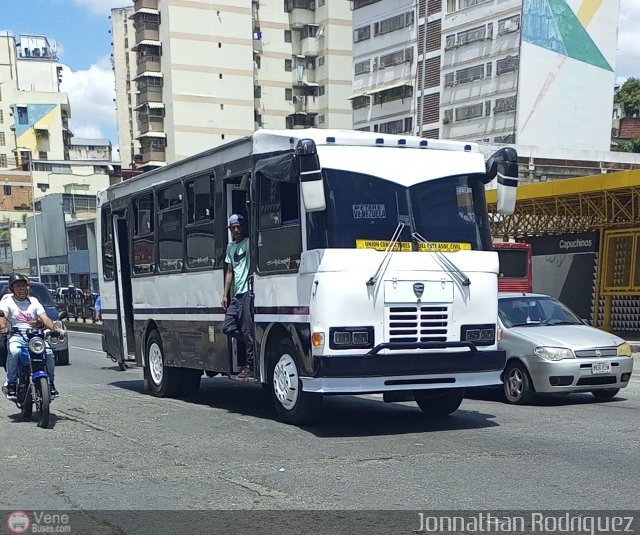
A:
[109,378,499,437]
[466,386,629,406]
[7,410,62,429]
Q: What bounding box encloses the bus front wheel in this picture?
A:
[269,339,321,425]
[145,330,181,397]
[414,388,465,417]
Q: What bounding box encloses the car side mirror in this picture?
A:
[58,312,68,321]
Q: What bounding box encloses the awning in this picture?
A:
[136,131,166,139]
[134,101,165,111]
[366,79,413,95]
[133,39,161,50]
[347,91,368,100]
[130,7,159,16]
[133,71,164,80]
[33,123,49,131]
[304,82,320,87]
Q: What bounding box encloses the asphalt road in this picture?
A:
[1,331,639,518]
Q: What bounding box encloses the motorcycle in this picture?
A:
[1,315,65,429]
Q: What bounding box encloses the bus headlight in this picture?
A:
[28,337,46,355]
[460,324,496,346]
[329,327,374,350]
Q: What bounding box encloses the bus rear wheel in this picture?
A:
[270,339,321,425]
[145,330,181,397]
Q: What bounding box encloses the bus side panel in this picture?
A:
[255,321,312,378]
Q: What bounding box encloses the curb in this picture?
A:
[65,322,102,334]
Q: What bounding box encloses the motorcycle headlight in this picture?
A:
[617,343,632,357]
[534,346,574,361]
[28,337,46,355]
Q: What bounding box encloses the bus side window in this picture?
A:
[185,175,215,270]
[132,193,155,275]
[257,174,302,273]
[101,205,114,280]
[157,183,184,272]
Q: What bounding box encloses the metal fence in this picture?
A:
[53,293,99,323]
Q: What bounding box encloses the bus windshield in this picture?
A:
[311,169,492,251]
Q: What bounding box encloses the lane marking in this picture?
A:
[69,346,105,353]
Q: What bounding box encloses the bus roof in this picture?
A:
[98,129,483,204]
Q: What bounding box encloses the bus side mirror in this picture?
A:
[486,147,518,216]
[296,139,326,212]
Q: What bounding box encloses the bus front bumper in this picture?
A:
[302,350,505,394]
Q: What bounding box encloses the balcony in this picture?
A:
[136,88,163,107]
[137,54,161,76]
[134,0,158,11]
[138,116,164,134]
[293,95,320,114]
[293,67,316,86]
[136,24,160,42]
[301,37,319,57]
[286,113,316,129]
[287,0,316,28]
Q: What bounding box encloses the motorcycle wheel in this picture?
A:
[20,383,33,419]
[35,377,50,429]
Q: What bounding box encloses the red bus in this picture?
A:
[494,242,532,292]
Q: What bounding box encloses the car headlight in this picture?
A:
[534,346,574,361]
[28,337,46,355]
[617,343,632,357]
[53,320,66,334]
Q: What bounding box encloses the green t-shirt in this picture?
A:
[225,237,250,295]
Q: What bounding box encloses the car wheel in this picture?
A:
[414,388,464,417]
[591,388,619,401]
[503,361,536,405]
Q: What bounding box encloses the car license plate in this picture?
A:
[592,362,611,374]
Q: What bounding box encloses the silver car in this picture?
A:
[498,293,634,404]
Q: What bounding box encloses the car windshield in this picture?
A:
[306,169,493,251]
[30,284,55,307]
[499,296,583,328]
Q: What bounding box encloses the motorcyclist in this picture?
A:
[0,274,62,400]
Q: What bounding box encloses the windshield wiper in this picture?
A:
[366,222,405,287]
[412,231,470,286]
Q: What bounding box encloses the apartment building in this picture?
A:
[111,6,140,168]
[115,0,352,169]
[352,0,619,153]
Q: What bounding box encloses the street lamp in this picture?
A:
[14,147,41,280]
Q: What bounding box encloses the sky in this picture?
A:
[0,0,639,163]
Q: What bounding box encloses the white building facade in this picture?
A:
[115,0,353,169]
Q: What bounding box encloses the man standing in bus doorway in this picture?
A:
[222,214,255,380]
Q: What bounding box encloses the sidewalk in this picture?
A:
[64,318,102,333]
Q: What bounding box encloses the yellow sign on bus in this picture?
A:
[356,240,471,252]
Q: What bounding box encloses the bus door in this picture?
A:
[112,211,136,363]
[225,178,250,373]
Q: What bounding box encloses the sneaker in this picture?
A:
[49,383,59,398]
[237,367,255,380]
[6,382,17,400]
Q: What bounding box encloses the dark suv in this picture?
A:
[0,280,69,366]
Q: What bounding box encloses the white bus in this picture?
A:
[97,129,518,424]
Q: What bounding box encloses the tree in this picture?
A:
[614,138,640,153]
[615,78,640,117]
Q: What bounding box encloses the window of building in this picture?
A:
[353,25,370,43]
[456,25,486,46]
[0,154,6,167]
[372,84,413,105]
[444,109,453,123]
[494,133,515,144]
[356,126,371,132]
[404,117,413,133]
[494,96,517,113]
[351,95,370,110]
[318,56,325,66]
[0,110,3,124]
[456,64,484,84]
[498,15,521,35]
[132,193,155,275]
[185,175,215,269]
[444,72,454,87]
[285,59,293,71]
[455,103,484,121]
[38,151,47,159]
[68,226,88,251]
[302,25,318,39]
[317,114,325,125]
[496,55,519,75]
[285,88,293,101]
[374,11,414,36]
[16,106,29,125]
[353,0,382,9]
[254,85,262,98]
[284,30,292,43]
[379,47,413,69]
[485,100,491,116]
[0,132,4,146]
[3,185,11,195]
[486,62,492,78]
[354,59,370,76]
[318,85,325,96]
[157,183,183,272]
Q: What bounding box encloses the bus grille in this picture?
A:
[387,306,449,343]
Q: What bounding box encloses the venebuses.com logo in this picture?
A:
[6,511,30,534]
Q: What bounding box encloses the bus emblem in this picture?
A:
[413,283,424,298]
